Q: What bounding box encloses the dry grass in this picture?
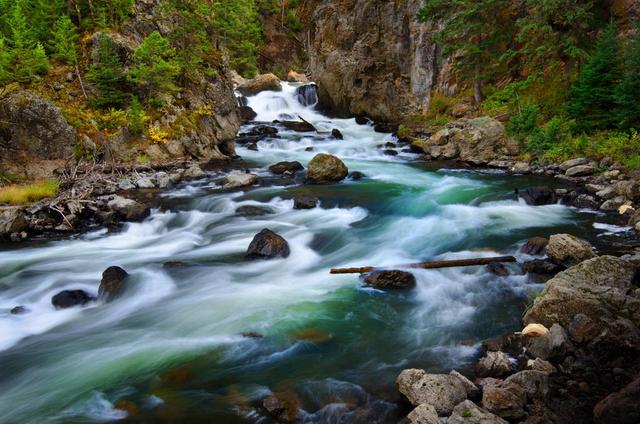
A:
[0,180,59,205]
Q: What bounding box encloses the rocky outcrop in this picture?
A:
[0,90,76,179]
[303,0,450,122]
[411,118,519,165]
[306,154,348,184]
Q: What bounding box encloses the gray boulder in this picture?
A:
[407,404,439,424]
[396,369,467,416]
[106,196,150,222]
[504,370,549,399]
[481,382,526,420]
[448,400,507,424]
[546,234,595,266]
[223,171,258,189]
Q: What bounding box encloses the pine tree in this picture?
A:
[8,1,49,83]
[418,0,513,104]
[568,26,623,131]
[87,34,128,108]
[128,31,181,102]
[51,15,79,65]
[614,33,640,130]
[127,96,146,136]
[0,36,12,85]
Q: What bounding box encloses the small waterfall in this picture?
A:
[296,83,318,107]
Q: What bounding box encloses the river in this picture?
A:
[0,83,633,423]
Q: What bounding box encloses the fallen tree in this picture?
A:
[330,256,517,274]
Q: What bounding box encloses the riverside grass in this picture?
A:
[0,180,59,205]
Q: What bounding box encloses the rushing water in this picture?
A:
[0,83,634,423]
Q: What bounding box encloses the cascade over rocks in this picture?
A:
[306,154,348,184]
[296,84,318,107]
[246,229,290,259]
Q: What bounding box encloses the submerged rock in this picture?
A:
[10,305,28,315]
[246,229,290,259]
[235,205,273,216]
[98,266,130,301]
[269,161,304,175]
[331,128,344,140]
[306,154,348,184]
[239,105,257,122]
[293,195,318,210]
[396,369,468,415]
[519,237,548,256]
[362,270,416,289]
[349,171,366,180]
[52,289,95,309]
[546,233,595,266]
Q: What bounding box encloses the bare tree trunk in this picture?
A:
[330,256,517,274]
[75,64,88,99]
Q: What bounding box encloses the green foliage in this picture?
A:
[51,15,78,65]
[128,31,181,102]
[87,34,128,109]
[615,33,640,130]
[507,104,542,145]
[568,26,623,131]
[0,37,13,85]
[127,96,146,136]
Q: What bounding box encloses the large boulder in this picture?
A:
[236,73,282,96]
[407,404,439,424]
[504,371,549,400]
[269,161,304,175]
[246,229,290,259]
[0,90,76,179]
[546,234,595,266]
[396,369,468,416]
[481,382,526,420]
[475,351,515,378]
[593,377,640,424]
[524,256,640,333]
[306,154,348,184]
[448,400,507,424]
[412,118,518,165]
[106,196,150,222]
[222,171,258,189]
[362,270,416,289]
[52,290,95,309]
[98,266,130,301]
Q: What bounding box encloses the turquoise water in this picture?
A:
[0,84,633,423]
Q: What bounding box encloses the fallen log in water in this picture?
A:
[330,256,517,274]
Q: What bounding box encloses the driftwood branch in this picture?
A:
[330,256,517,275]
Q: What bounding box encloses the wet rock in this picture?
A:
[518,187,557,206]
[486,263,509,277]
[566,164,595,177]
[526,323,573,361]
[269,161,304,175]
[0,207,28,239]
[98,266,129,301]
[475,351,515,378]
[520,237,548,256]
[262,391,300,423]
[239,105,257,122]
[448,400,507,424]
[593,376,640,424]
[482,382,526,420]
[246,142,258,151]
[246,229,290,259]
[235,205,272,216]
[237,73,281,96]
[383,149,399,156]
[223,171,258,189]
[107,196,150,222]
[52,289,95,309]
[293,195,318,210]
[331,128,344,140]
[182,164,206,179]
[481,334,524,357]
[504,371,549,399]
[241,331,263,338]
[546,234,595,266]
[349,171,366,180]
[10,306,28,315]
[306,154,349,184]
[407,403,439,424]
[280,120,316,132]
[355,116,370,125]
[523,260,564,276]
[374,123,396,133]
[163,261,187,269]
[396,369,468,415]
[362,270,416,290]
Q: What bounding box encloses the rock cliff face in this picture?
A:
[302,0,452,122]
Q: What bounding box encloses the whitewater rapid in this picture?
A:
[0,82,628,423]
